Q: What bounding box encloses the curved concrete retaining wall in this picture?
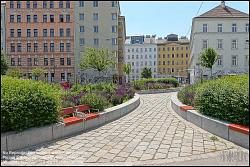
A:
[137,87,181,94]
[171,92,249,149]
[1,94,140,152]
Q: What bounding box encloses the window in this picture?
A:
[10,29,14,37]
[186,54,188,58]
[112,26,117,33]
[202,40,208,49]
[50,58,55,66]
[33,15,37,23]
[79,13,84,20]
[27,15,31,22]
[66,43,70,52]
[59,14,64,22]
[44,43,48,52]
[27,42,31,52]
[66,1,70,8]
[246,24,249,32]
[80,26,84,32]
[66,15,70,22]
[172,47,174,51]
[145,48,147,52]
[44,58,48,66]
[181,54,183,58]
[17,43,22,52]
[112,1,117,7]
[17,15,21,23]
[94,38,99,45]
[67,58,71,65]
[17,29,21,37]
[232,56,237,66]
[50,42,54,52]
[34,29,38,37]
[27,58,32,66]
[10,1,14,8]
[43,15,47,22]
[112,13,117,20]
[33,1,37,8]
[66,28,70,37]
[43,1,47,8]
[59,1,63,8]
[10,15,14,23]
[80,38,85,46]
[218,24,222,32]
[11,43,15,52]
[93,26,98,33]
[27,29,31,37]
[217,39,223,49]
[93,13,98,20]
[50,29,54,37]
[11,58,15,66]
[172,68,174,73]
[60,43,64,52]
[231,40,237,49]
[217,55,222,66]
[50,15,54,22]
[93,1,98,7]
[43,29,47,37]
[60,58,64,65]
[79,1,84,7]
[163,54,165,58]
[245,39,249,49]
[176,54,178,58]
[232,23,237,32]
[61,73,65,81]
[17,1,21,8]
[50,1,54,8]
[60,28,64,37]
[172,54,174,58]
[34,42,38,52]
[203,24,208,32]
[18,57,21,66]
[34,57,38,66]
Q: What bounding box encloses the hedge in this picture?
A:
[195,75,249,126]
[133,78,179,90]
[1,76,61,132]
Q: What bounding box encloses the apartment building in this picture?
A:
[1,1,6,53]
[189,1,249,84]
[157,34,190,83]
[6,1,75,82]
[74,1,124,83]
[125,35,158,81]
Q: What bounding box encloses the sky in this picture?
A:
[120,1,249,38]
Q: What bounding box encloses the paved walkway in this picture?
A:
[1,93,249,166]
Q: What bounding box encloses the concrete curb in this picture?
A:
[171,92,249,149]
[137,87,181,94]
[1,94,140,152]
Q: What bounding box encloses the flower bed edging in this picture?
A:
[171,92,249,149]
[1,94,140,152]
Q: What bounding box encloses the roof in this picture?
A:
[196,4,249,18]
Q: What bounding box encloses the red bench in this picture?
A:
[60,107,83,126]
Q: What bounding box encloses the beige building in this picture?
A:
[74,1,125,83]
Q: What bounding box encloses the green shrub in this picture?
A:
[177,82,203,106]
[79,93,110,112]
[195,75,249,126]
[133,78,179,90]
[1,76,61,132]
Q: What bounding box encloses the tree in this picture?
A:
[141,67,152,79]
[123,64,131,83]
[32,67,45,80]
[7,68,22,78]
[80,47,116,77]
[1,52,8,75]
[200,48,218,79]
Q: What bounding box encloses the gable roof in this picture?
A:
[196,4,249,18]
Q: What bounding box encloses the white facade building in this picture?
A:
[189,2,249,84]
[125,35,158,81]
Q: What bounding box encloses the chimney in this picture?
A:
[221,1,226,8]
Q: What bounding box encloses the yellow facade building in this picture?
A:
[157,35,190,83]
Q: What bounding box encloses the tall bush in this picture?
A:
[1,76,61,132]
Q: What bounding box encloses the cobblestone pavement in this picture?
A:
[1,93,249,166]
